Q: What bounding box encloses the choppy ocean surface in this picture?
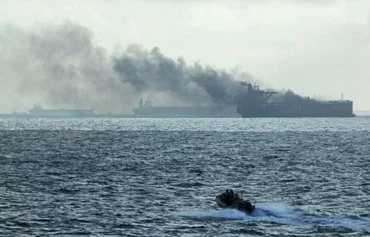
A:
[0,117,369,236]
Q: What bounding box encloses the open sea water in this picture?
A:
[0,117,369,236]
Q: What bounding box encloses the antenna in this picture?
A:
[139,98,143,108]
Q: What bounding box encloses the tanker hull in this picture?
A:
[237,101,355,118]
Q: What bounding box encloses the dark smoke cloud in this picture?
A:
[113,45,248,105]
[270,89,305,104]
[0,22,254,113]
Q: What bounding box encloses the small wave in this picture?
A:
[176,182,204,188]
[177,203,370,231]
[177,209,247,221]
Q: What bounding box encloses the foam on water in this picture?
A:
[178,203,370,231]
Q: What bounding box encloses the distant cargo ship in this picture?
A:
[28,104,95,117]
[133,99,240,118]
[236,83,355,117]
[0,105,135,118]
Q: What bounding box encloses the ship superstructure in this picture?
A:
[236,83,354,117]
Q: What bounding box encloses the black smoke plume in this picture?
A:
[113,45,250,106]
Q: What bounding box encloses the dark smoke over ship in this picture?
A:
[0,23,354,117]
[113,45,246,107]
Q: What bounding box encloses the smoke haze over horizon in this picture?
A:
[0,23,255,113]
[1,0,369,112]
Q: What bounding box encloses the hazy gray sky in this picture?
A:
[1,0,369,111]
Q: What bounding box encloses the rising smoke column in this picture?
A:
[113,45,248,106]
[113,45,206,105]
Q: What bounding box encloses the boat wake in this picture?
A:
[177,203,370,231]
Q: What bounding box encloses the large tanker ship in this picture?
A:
[133,83,354,118]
